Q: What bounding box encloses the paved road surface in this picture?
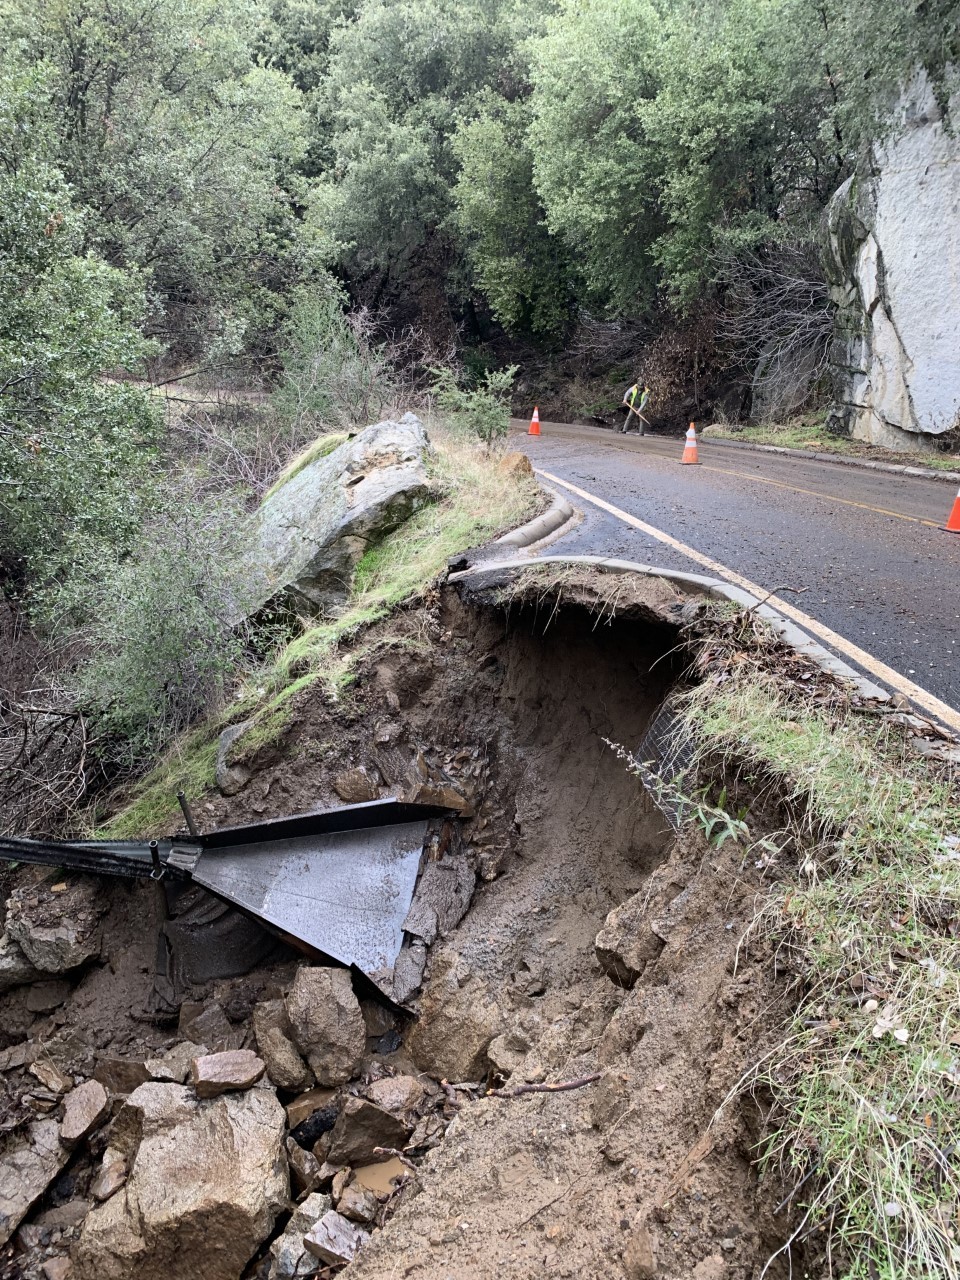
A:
[511,421,960,719]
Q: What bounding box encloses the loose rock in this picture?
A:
[623,1217,659,1280]
[5,877,105,974]
[285,1087,337,1131]
[0,1119,70,1245]
[0,931,42,992]
[178,1001,242,1052]
[90,1148,128,1202]
[303,1210,370,1267]
[327,1097,411,1168]
[74,1083,287,1280]
[61,1080,110,1145]
[190,1049,265,1098]
[93,1057,151,1096]
[285,968,365,1087]
[42,1259,73,1280]
[595,891,665,989]
[267,1191,332,1280]
[333,766,380,804]
[365,1074,424,1118]
[144,1042,205,1084]
[254,1001,313,1092]
[409,971,501,1081]
[336,1181,379,1225]
[286,1138,323,1197]
[216,720,254,797]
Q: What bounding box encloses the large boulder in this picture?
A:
[243,415,433,618]
[73,1082,287,1280]
[825,72,960,449]
[284,968,365,1087]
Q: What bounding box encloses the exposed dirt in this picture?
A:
[0,568,803,1279]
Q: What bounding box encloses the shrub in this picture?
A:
[74,488,254,770]
[430,365,517,448]
[272,285,396,434]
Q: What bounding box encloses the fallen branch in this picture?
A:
[372,1146,418,1172]
[486,1072,602,1099]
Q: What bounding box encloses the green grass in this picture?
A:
[99,418,538,836]
[707,414,960,473]
[99,730,220,838]
[678,660,960,1279]
[262,431,350,500]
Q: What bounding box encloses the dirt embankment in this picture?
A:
[0,570,801,1279]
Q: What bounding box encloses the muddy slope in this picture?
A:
[0,571,798,1279]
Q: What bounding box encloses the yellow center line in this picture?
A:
[517,424,942,527]
[696,462,941,528]
[536,468,960,735]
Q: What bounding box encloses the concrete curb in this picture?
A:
[494,486,578,551]
[704,434,960,484]
[449,553,891,705]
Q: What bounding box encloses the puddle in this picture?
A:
[353,1156,408,1195]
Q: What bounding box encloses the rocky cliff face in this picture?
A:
[825,71,960,450]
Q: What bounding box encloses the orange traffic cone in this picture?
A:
[680,422,699,465]
[944,487,960,533]
[528,406,541,437]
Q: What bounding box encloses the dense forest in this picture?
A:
[1,0,958,809]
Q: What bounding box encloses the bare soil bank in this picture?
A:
[0,570,801,1279]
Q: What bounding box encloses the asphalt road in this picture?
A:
[511,420,960,717]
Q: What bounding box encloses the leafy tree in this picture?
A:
[453,96,572,336]
[0,56,159,605]
[313,0,548,296]
[527,0,666,314]
[431,364,517,447]
[3,0,313,360]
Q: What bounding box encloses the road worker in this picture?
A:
[621,382,650,435]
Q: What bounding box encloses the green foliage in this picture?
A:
[431,365,517,447]
[0,56,159,599]
[3,0,316,360]
[311,0,546,283]
[272,285,395,431]
[453,97,571,335]
[527,0,666,313]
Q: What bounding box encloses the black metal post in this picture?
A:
[176,790,200,838]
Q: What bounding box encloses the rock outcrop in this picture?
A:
[242,415,433,618]
[825,71,960,449]
[74,1082,287,1280]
